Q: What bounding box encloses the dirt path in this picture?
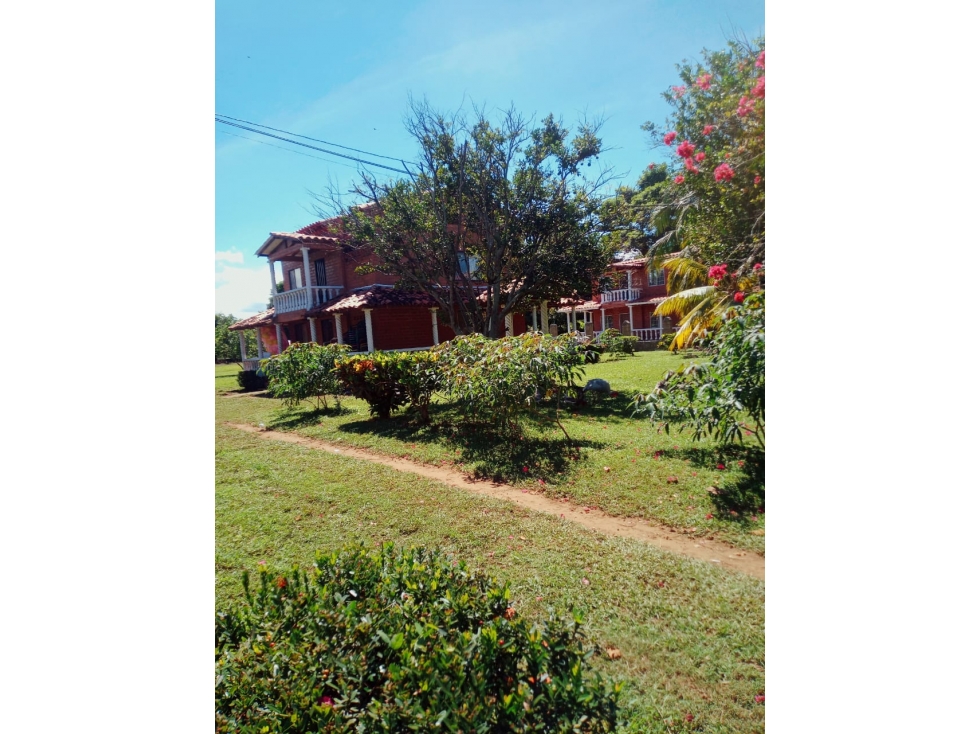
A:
[226,423,765,580]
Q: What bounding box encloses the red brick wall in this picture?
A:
[371,306,441,351]
[344,252,398,290]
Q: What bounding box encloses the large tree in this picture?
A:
[215,313,256,362]
[322,100,614,338]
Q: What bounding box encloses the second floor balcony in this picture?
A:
[600,287,641,303]
[273,285,345,313]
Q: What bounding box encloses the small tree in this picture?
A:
[262,342,350,410]
[215,313,256,363]
[321,99,614,338]
[640,293,764,446]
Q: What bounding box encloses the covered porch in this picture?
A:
[556,297,672,343]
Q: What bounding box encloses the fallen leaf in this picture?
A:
[606,647,622,660]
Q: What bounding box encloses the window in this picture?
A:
[457,251,478,277]
[314,258,327,286]
[650,314,662,330]
[288,268,303,290]
[604,314,615,330]
[647,268,666,286]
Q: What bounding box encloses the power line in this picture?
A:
[216,129,366,172]
[215,117,411,174]
[215,113,415,167]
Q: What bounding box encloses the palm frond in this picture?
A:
[654,286,717,319]
[662,257,708,292]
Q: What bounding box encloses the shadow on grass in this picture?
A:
[335,401,603,484]
[268,402,353,429]
[663,444,765,519]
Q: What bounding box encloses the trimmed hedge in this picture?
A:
[236,370,268,392]
[216,544,619,733]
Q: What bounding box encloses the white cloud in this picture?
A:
[215,249,244,265]
[215,264,272,318]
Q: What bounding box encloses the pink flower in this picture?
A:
[754,175,762,185]
[733,292,745,303]
[695,73,712,90]
[751,76,765,99]
[707,264,728,279]
[755,695,765,704]
[647,163,655,169]
[755,50,765,69]
[676,140,696,158]
[717,463,726,470]
[684,157,699,173]
[714,163,735,182]
[705,513,713,520]
[319,696,334,707]
[737,96,755,117]
[702,125,715,135]
[674,174,685,184]
[671,85,686,97]
[694,152,706,163]
[522,466,528,473]
[663,131,678,145]
[753,263,763,271]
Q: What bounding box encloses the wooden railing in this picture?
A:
[273,286,344,313]
[600,288,641,303]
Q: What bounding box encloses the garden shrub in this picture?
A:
[262,342,351,409]
[236,369,267,392]
[656,332,676,350]
[640,293,764,445]
[216,544,619,733]
[339,350,441,422]
[596,329,637,357]
[432,333,585,431]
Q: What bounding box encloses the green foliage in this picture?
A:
[236,370,267,392]
[642,37,765,271]
[641,294,764,445]
[330,100,613,337]
[432,333,585,431]
[595,329,637,358]
[334,351,439,421]
[657,332,676,350]
[216,314,257,363]
[215,543,618,733]
[262,342,351,409]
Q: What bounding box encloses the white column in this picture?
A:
[571,306,577,333]
[308,317,318,343]
[363,309,375,353]
[531,308,538,331]
[238,331,248,361]
[301,247,313,309]
[627,270,633,292]
[600,308,606,332]
[628,304,634,328]
[430,308,440,345]
[334,314,344,345]
[275,323,285,353]
[565,312,571,332]
[540,302,548,331]
[255,328,264,358]
[268,261,278,298]
[505,313,514,336]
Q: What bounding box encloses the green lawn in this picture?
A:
[216,418,765,732]
[216,351,765,553]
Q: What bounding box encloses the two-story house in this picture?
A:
[229,217,536,369]
[554,256,674,343]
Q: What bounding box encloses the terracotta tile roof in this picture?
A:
[611,257,649,269]
[318,285,438,313]
[632,295,669,306]
[228,309,274,331]
[555,301,601,313]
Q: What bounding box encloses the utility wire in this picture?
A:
[216,129,365,172]
[216,113,412,164]
[215,117,411,174]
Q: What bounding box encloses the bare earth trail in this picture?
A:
[227,422,765,580]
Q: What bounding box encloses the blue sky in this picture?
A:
[216,0,764,316]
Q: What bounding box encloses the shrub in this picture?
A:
[236,369,267,392]
[432,333,585,431]
[333,352,409,420]
[596,329,637,358]
[640,293,764,445]
[657,332,676,350]
[262,342,351,409]
[216,544,619,733]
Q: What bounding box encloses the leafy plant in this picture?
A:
[334,351,440,422]
[657,332,676,350]
[262,342,351,410]
[236,369,267,392]
[216,544,619,733]
[432,333,585,434]
[640,293,764,445]
[596,329,637,358]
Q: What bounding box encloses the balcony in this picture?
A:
[600,288,641,303]
[273,285,344,313]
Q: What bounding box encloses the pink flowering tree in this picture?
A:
[640,37,765,349]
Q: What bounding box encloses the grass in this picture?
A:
[216,351,765,553]
[216,418,766,732]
